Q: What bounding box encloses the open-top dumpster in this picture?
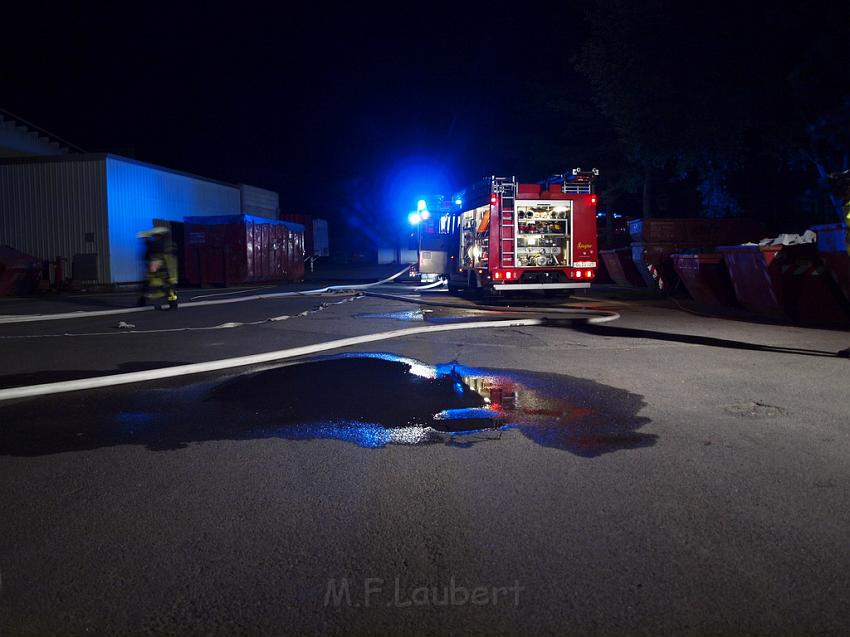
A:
[719,243,850,326]
[672,253,738,307]
[812,223,850,304]
[183,215,305,286]
[600,248,646,287]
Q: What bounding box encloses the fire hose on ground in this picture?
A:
[0,266,414,325]
[0,316,607,402]
[0,269,620,401]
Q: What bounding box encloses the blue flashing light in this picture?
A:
[417,199,427,211]
[420,209,431,220]
[454,198,463,206]
[408,212,422,225]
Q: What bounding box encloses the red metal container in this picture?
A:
[280,213,315,257]
[718,245,786,319]
[0,245,42,296]
[719,243,850,326]
[672,253,738,307]
[819,253,850,305]
[781,249,850,327]
[183,215,304,286]
[600,248,646,287]
[631,243,685,292]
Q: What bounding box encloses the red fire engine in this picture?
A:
[418,169,599,296]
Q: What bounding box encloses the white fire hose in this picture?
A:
[0,267,620,401]
[0,266,413,325]
[0,318,550,401]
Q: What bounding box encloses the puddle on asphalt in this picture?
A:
[353,309,428,321]
[0,354,654,457]
[352,308,519,325]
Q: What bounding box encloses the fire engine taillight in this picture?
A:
[585,269,594,278]
[490,195,498,205]
[505,271,512,279]
[576,270,583,278]
[590,195,597,204]
[494,271,502,279]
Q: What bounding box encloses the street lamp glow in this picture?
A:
[416,199,427,211]
[408,212,422,225]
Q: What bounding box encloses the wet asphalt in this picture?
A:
[1,286,850,635]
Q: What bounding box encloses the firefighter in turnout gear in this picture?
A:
[137,227,178,309]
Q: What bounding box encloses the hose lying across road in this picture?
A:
[362,290,621,323]
[0,317,553,402]
[0,297,362,340]
[0,269,620,401]
[0,266,414,325]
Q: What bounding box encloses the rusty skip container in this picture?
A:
[672,253,739,307]
[280,213,315,257]
[599,247,646,287]
[183,214,304,286]
[719,243,850,326]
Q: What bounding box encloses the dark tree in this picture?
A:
[573,0,850,223]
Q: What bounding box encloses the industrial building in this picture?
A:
[0,153,280,284]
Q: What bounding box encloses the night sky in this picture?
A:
[3,3,849,246]
[2,6,578,225]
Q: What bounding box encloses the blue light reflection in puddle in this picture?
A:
[352,310,427,322]
[0,354,655,457]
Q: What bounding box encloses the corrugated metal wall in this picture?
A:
[239,184,279,219]
[0,157,110,282]
[106,157,241,282]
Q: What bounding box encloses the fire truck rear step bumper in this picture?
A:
[491,283,591,290]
